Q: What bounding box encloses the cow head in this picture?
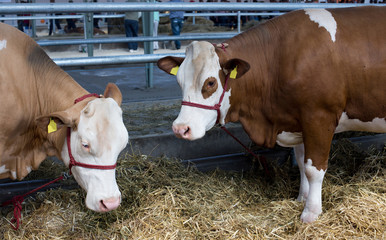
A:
[158,41,249,140]
[36,83,129,212]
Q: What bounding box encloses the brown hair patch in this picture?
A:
[201,77,218,99]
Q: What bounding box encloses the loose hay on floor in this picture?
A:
[1,140,385,239]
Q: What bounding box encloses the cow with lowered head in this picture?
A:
[158,6,386,223]
[0,23,129,212]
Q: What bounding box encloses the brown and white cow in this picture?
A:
[158,6,386,223]
[0,23,129,212]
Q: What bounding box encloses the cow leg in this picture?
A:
[300,157,326,223]
[294,144,309,202]
[300,115,335,223]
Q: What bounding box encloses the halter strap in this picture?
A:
[67,93,116,174]
[1,93,109,230]
[178,62,271,178]
[67,128,116,174]
[183,42,229,123]
[74,93,101,104]
[181,73,229,124]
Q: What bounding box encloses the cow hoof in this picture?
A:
[300,208,321,223]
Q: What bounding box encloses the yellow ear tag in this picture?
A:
[48,118,57,133]
[230,66,238,79]
[170,66,179,76]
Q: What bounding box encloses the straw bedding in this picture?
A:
[0,139,385,239]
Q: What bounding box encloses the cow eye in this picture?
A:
[81,142,90,151]
[207,81,215,87]
[201,77,218,99]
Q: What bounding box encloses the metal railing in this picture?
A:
[0,2,373,14]
[0,2,383,87]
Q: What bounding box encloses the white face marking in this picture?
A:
[61,98,129,212]
[335,112,386,133]
[0,165,8,174]
[305,9,337,42]
[0,39,6,50]
[301,158,326,223]
[26,166,32,174]
[173,41,228,140]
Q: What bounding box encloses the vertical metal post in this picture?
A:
[84,0,94,57]
[85,13,94,57]
[142,0,154,88]
[31,0,36,37]
[237,11,240,33]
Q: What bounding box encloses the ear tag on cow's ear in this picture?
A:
[48,118,57,133]
[170,66,179,76]
[230,66,238,79]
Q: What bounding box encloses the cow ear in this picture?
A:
[104,83,122,106]
[222,58,250,79]
[157,56,185,76]
[36,111,73,134]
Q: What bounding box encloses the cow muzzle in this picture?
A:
[85,190,121,212]
[172,118,208,140]
[99,196,121,212]
[172,124,191,139]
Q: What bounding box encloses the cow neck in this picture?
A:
[39,70,86,112]
[67,93,117,174]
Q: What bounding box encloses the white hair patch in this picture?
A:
[11,170,16,179]
[335,112,386,133]
[219,88,231,125]
[0,165,8,174]
[0,40,6,50]
[305,9,337,42]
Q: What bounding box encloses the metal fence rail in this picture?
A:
[37,34,238,46]
[0,2,373,14]
[0,2,384,87]
[54,53,185,67]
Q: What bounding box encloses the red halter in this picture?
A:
[181,73,230,124]
[182,43,230,123]
[67,93,117,174]
[179,60,271,179]
[1,93,116,230]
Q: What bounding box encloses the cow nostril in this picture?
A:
[100,200,108,210]
[184,127,190,136]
